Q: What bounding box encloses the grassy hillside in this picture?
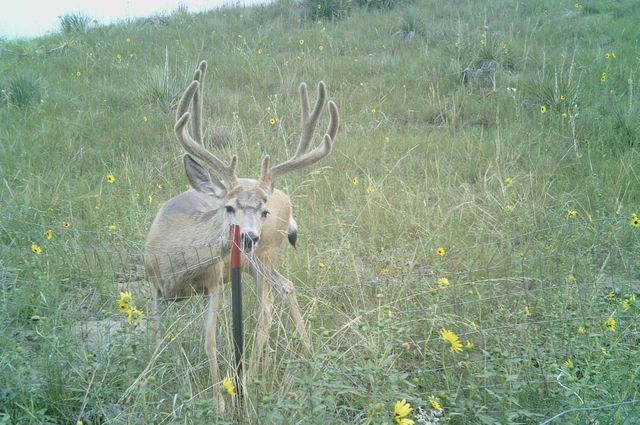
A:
[1,0,640,423]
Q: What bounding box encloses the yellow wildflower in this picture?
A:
[428,395,442,412]
[439,328,463,353]
[504,177,513,186]
[118,301,130,313]
[222,377,236,396]
[437,277,450,289]
[600,72,607,82]
[393,399,414,425]
[31,243,43,255]
[45,229,53,240]
[566,210,577,218]
[126,308,144,324]
[604,317,616,332]
[268,117,277,125]
[118,291,133,305]
[540,105,547,114]
[298,39,304,46]
[563,359,573,368]
[62,221,71,228]
[366,186,375,194]
[465,340,474,350]
[524,305,531,316]
[577,326,586,335]
[106,174,115,183]
[436,247,446,257]
[319,261,326,268]
[352,176,359,186]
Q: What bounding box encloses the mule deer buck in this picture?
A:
[144,61,339,401]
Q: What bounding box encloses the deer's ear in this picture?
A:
[183,154,227,198]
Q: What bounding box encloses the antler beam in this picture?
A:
[174,61,239,188]
[262,82,339,188]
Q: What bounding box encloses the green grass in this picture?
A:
[1,0,640,423]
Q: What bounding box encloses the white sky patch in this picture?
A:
[0,0,272,40]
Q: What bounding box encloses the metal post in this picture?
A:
[230,224,243,399]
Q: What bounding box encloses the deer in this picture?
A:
[144,60,339,403]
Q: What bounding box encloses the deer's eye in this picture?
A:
[225,205,236,214]
[261,210,270,218]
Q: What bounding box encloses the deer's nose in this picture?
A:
[241,232,260,249]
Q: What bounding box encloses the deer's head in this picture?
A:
[175,61,339,251]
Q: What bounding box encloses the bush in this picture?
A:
[356,0,413,9]
[301,0,353,21]
[1,73,42,108]
[58,13,94,34]
[137,51,183,111]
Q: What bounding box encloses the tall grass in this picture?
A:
[1,0,639,423]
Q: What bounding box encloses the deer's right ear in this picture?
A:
[184,154,227,198]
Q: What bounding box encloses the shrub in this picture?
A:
[301,0,352,21]
[393,12,424,40]
[58,13,93,34]
[357,0,413,9]
[1,72,42,108]
[136,51,183,111]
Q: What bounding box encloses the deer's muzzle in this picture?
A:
[241,232,260,250]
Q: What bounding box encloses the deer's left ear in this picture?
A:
[183,154,227,198]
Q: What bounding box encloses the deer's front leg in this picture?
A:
[271,271,311,353]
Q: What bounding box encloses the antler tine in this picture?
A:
[326,100,339,141]
[295,81,326,157]
[175,75,238,188]
[176,79,198,123]
[257,155,272,191]
[266,82,339,185]
[192,60,207,145]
